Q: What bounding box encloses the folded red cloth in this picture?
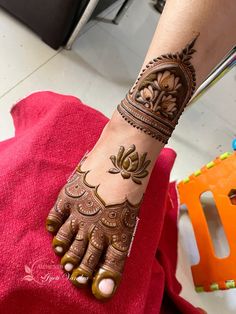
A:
[0,92,200,314]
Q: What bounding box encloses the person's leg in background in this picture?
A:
[46,0,236,300]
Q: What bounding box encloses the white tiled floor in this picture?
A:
[0,1,236,313]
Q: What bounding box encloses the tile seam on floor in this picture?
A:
[0,49,62,101]
[96,22,143,60]
[95,2,158,60]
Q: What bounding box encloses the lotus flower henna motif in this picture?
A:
[159,95,178,118]
[137,85,158,110]
[108,144,151,185]
[136,70,182,118]
[154,70,182,92]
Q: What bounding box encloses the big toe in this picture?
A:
[92,268,121,300]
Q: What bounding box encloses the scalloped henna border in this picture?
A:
[75,165,142,209]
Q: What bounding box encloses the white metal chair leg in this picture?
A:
[65,0,100,50]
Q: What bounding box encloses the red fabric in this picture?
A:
[0,91,200,314]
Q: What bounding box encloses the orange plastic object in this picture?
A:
[178,151,236,292]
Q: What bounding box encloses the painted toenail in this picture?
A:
[76,275,89,284]
[55,246,63,253]
[64,263,74,272]
[98,278,115,295]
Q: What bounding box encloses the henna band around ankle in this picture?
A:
[117,35,198,143]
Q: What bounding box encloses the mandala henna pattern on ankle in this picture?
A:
[108,144,151,184]
[117,35,199,143]
[46,166,141,300]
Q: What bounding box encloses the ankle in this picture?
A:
[81,110,164,203]
[102,110,165,160]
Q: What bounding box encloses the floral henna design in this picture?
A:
[46,166,141,300]
[108,144,151,184]
[117,35,199,143]
[136,70,182,117]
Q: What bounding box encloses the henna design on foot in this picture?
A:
[117,35,198,143]
[108,144,151,184]
[46,166,141,300]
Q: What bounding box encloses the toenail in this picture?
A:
[64,263,74,272]
[76,275,89,284]
[47,225,54,232]
[55,246,63,253]
[98,278,115,295]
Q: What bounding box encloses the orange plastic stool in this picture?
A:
[178,151,236,292]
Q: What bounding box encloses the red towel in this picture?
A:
[0,92,200,314]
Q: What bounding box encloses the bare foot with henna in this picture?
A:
[46,38,197,300]
[46,112,162,300]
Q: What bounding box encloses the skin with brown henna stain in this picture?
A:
[46,166,141,300]
[108,144,151,184]
[117,35,198,143]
